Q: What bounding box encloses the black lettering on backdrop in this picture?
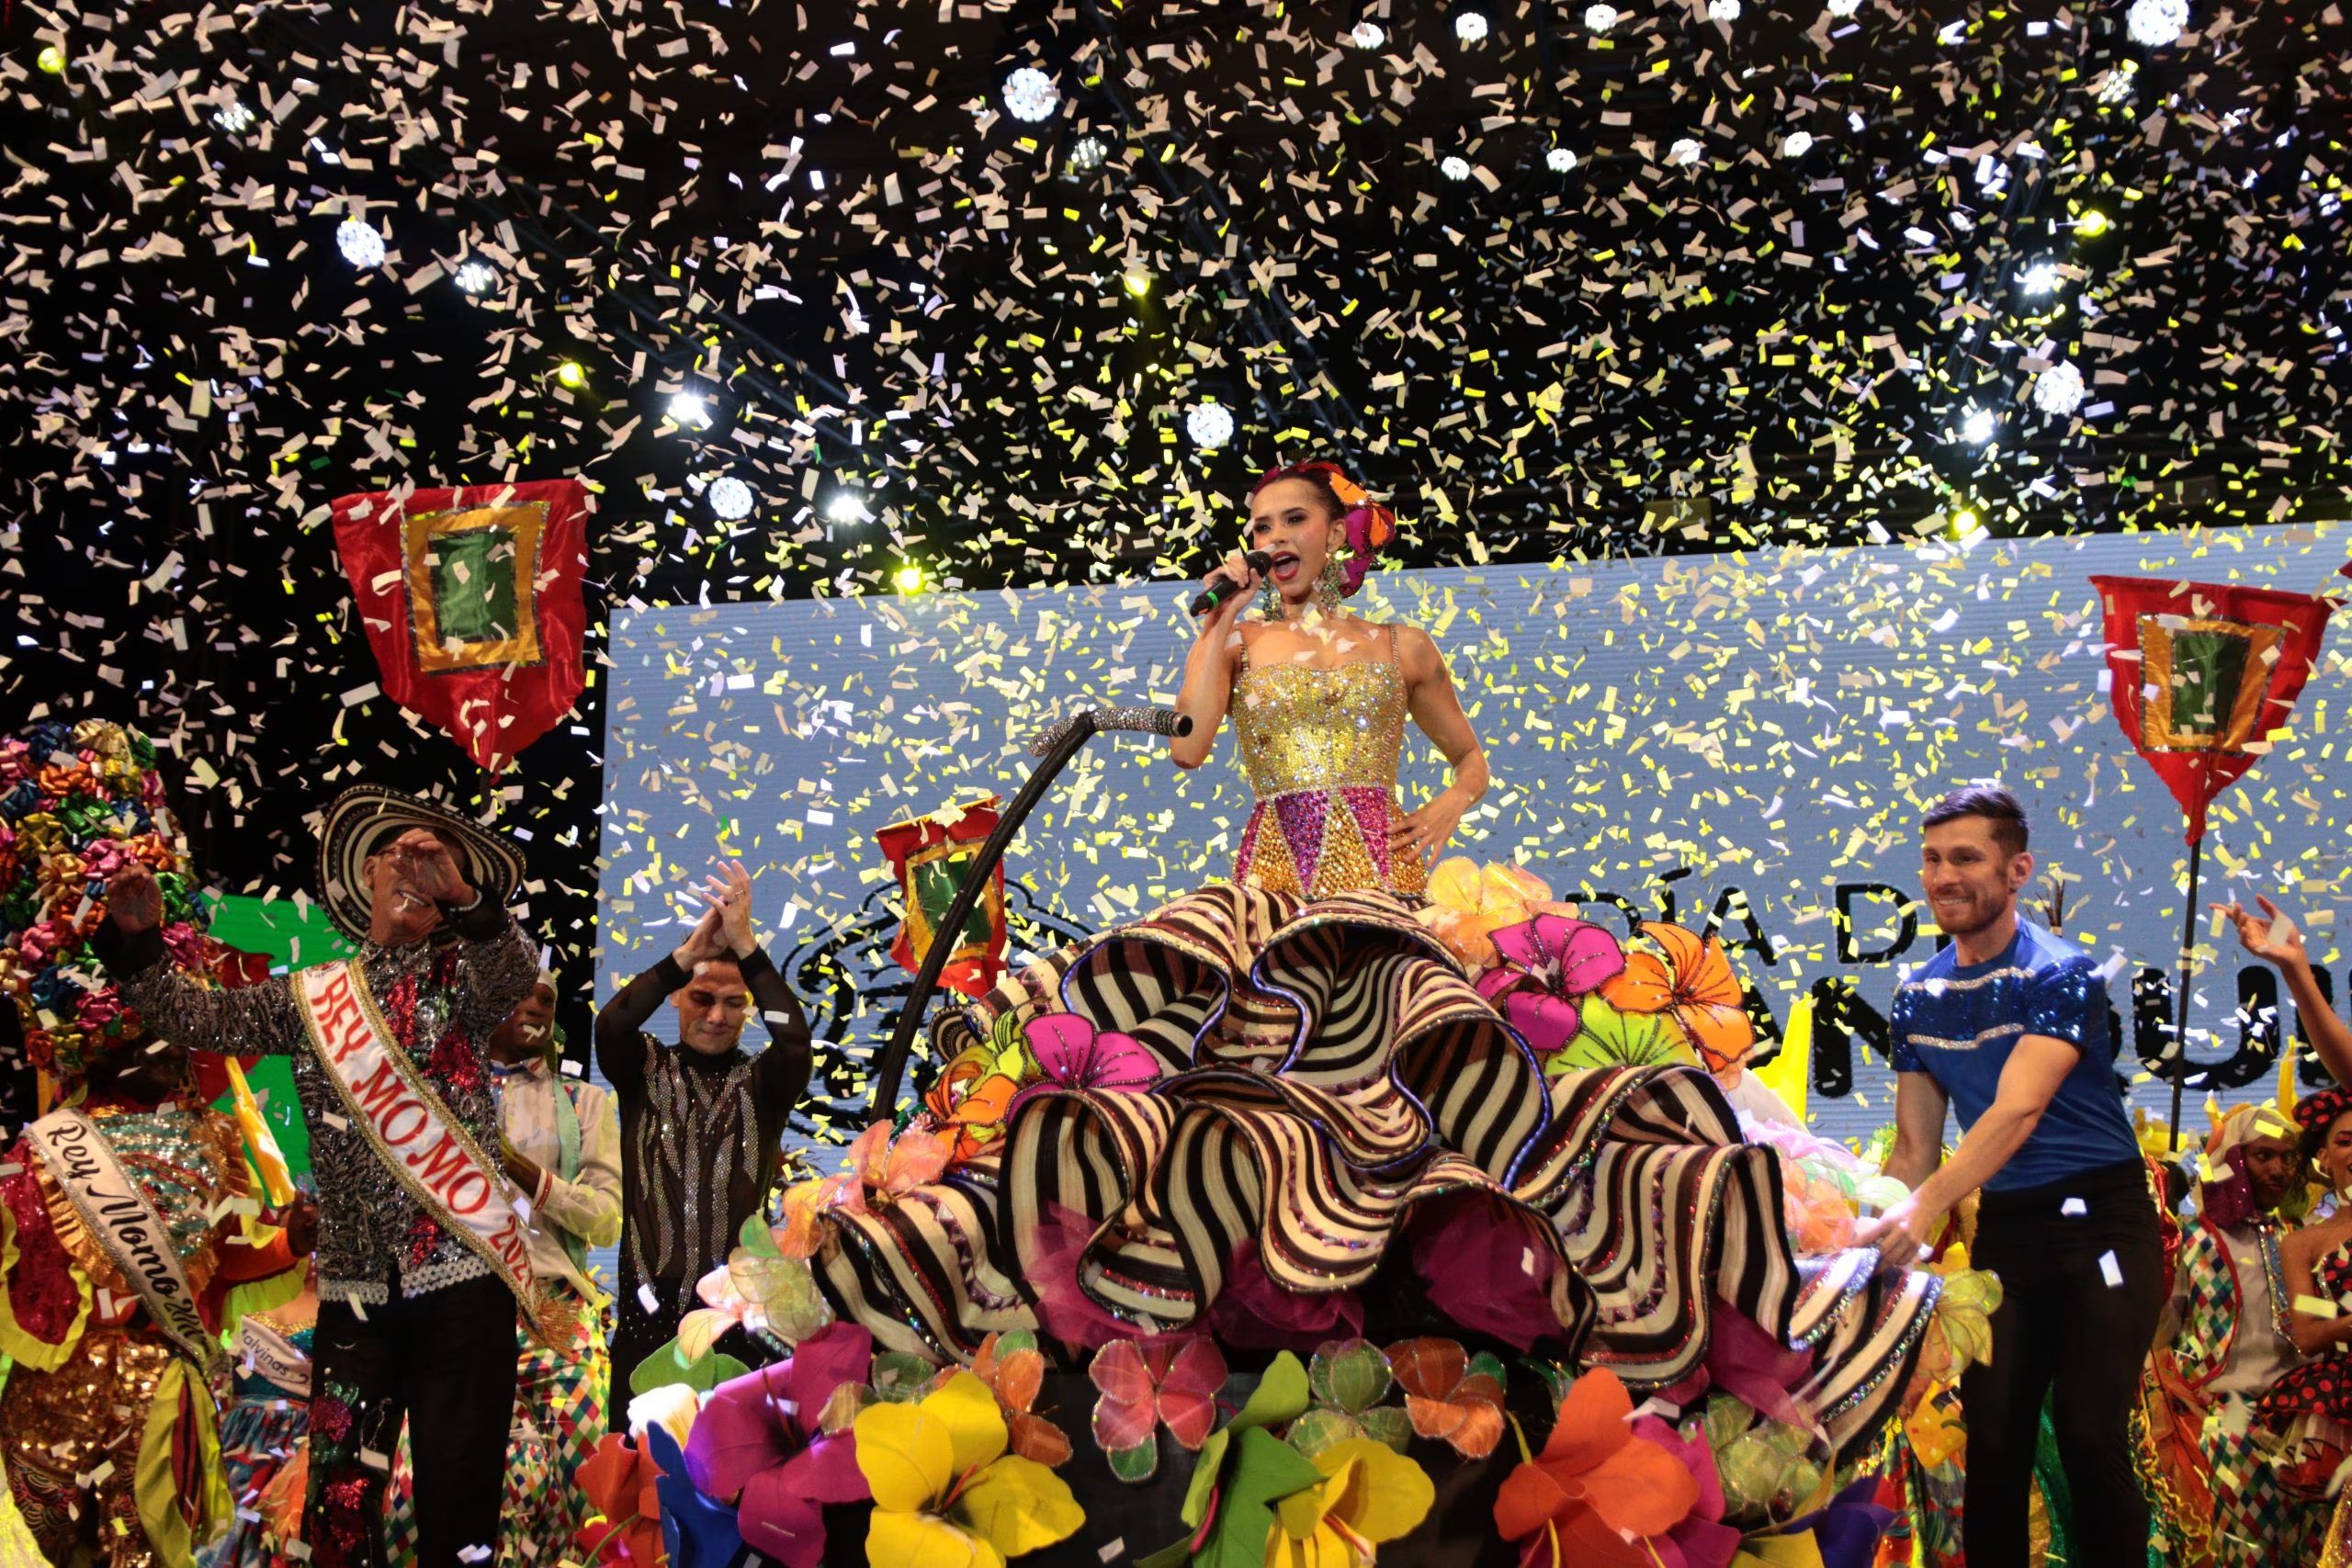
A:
[2301,968,2343,1088]
[2132,965,2286,1093]
[1808,976,1894,1098]
[1656,865,1694,925]
[1834,885,1917,965]
[1577,890,1645,941]
[1704,887,1780,967]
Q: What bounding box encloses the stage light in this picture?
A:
[1441,154,1472,182]
[708,477,753,520]
[669,392,711,427]
[1002,67,1059,123]
[1123,269,1154,299]
[2018,259,2061,294]
[37,44,64,73]
[1826,0,1861,13]
[1958,406,1996,445]
[555,360,587,389]
[213,99,254,132]
[1350,20,1386,49]
[1066,134,1107,173]
[892,562,928,594]
[1781,130,1815,157]
[2097,62,2140,104]
[825,491,868,524]
[1454,11,1489,43]
[1942,507,1986,542]
[2126,0,2188,47]
[2032,359,2086,415]
[454,260,498,295]
[1584,3,1621,32]
[1709,0,1742,18]
[2075,207,2112,237]
[1187,402,1236,449]
[336,219,386,269]
[1668,138,1702,167]
[1547,147,1578,174]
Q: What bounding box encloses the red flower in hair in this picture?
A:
[1251,459,1397,597]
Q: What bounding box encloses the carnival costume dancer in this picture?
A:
[803,461,1936,1451]
[594,860,811,1407]
[0,1028,314,1568]
[93,788,542,1568]
[1863,784,2164,1568]
[2255,1088,2352,1567]
[198,1283,317,1568]
[2154,1100,2324,1566]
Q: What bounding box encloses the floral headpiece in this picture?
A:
[2293,1085,2352,1138]
[1250,460,1398,599]
[0,718,209,1087]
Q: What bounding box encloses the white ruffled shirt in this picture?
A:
[492,1058,623,1301]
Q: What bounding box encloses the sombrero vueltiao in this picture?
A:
[318,786,526,943]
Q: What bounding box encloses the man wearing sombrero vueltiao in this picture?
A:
[94,787,541,1568]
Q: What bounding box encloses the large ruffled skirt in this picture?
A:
[817,882,1935,1450]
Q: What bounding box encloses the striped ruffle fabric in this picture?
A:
[819,881,1938,1459]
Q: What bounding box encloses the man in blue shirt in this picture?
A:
[1858,784,2163,1568]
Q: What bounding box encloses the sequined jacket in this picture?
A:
[96,904,537,1304]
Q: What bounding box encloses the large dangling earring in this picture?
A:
[1258,576,1284,620]
[1314,548,1347,617]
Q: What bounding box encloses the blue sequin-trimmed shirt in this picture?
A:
[1889,919,2141,1191]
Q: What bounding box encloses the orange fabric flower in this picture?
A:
[1493,1368,1700,1568]
[923,1047,1022,1165]
[930,1331,1073,1467]
[1387,1338,1506,1460]
[1596,922,1756,1082]
[576,1432,665,1568]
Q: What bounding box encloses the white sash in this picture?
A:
[291,961,546,1337]
[28,1108,229,1378]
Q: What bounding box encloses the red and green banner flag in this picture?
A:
[2091,574,2338,843]
[331,479,591,773]
[876,797,1007,999]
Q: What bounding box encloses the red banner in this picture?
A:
[876,797,1007,999]
[2091,574,2337,843]
[331,479,590,773]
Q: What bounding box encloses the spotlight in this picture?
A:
[1942,507,1986,542]
[212,99,254,132]
[1454,11,1489,43]
[1122,269,1155,299]
[1668,138,1702,167]
[1584,3,1621,31]
[1066,134,1107,173]
[1002,67,1059,123]
[37,44,64,73]
[1547,147,1579,173]
[2097,62,2140,104]
[2017,259,2061,294]
[669,392,711,428]
[2031,360,2086,416]
[1187,402,1236,449]
[555,361,587,389]
[825,491,868,524]
[1351,20,1386,49]
[1780,130,1815,157]
[2075,207,2112,237]
[1440,154,1472,182]
[891,562,928,594]
[1826,0,1861,15]
[335,219,386,269]
[2126,0,2188,47]
[454,260,498,295]
[708,477,753,520]
[1958,406,1996,444]
[1709,0,1742,17]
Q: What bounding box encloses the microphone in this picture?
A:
[1188,550,1276,618]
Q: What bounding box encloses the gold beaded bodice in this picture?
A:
[1230,653,1408,800]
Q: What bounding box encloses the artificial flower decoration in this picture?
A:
[1010,1010,1160,1111]
[1090,1332,1228,1481]
[1268,1437,1435,1568]
[934,1331,1072,1468]
[854,1371,1084,1568]
[1597,922,1757,1082]
[577,1432,665,1568]
[1629,1415,1742,1568]
[1729,1478,1894,1568]
[1386,1338,1508,1461]
[684,1322,873,1568]
[923,1039,1025,1165]
[1702,1394,1824,1528]
[1476,913,1627,1055]
[1419,858,1565,973]
[1285,1338,1409,1459]
[1545,994,1700,1077]
[1494,1367,1701,1568]
[683,1215,835,1354]
[627,1382,705,1450]
[1137,1352,1324,1568]
[649,1420,746,1568]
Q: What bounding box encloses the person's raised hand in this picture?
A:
[671,903,726,972]
[391,829,474,906]
[2213,896,2309,969]
[107,863,164,934]
[1195,550,1261,641]
[696,859,758,958]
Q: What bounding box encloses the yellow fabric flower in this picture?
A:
[1419,859,1566,972]
[855,1371,1084,1568]
[1266,1437,1434,1568]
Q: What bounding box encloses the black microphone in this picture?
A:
[1188,550,1276,617]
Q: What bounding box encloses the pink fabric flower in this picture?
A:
[1628,1414,1742,1568]
[1477,915,1627,1055]
[681,1321,872,1568]
[1008,1011,1159,1113]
